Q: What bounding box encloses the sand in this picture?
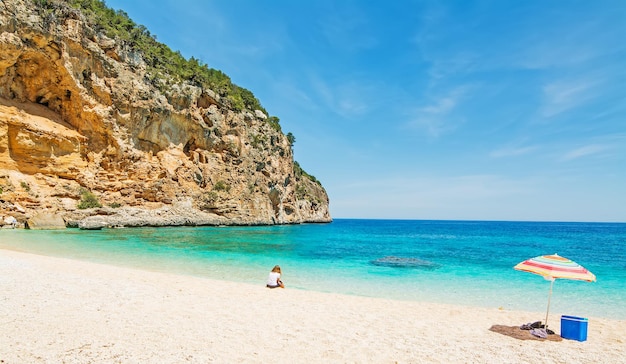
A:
[1,248,625,363]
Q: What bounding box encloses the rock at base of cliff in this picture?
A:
[27,213,67,230]
[2,215,19,228]
[78,219,107,230]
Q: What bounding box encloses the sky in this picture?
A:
[105,0,626,222]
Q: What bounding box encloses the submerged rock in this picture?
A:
[370,256,440,269]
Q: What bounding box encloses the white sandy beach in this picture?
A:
[1,248,624,363]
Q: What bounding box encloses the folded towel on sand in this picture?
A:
[531,328,548,338]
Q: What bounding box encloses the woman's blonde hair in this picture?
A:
[271,265,281,273]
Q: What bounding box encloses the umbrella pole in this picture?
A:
[545,279,554,330]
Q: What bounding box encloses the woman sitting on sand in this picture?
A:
[266,265,285,288]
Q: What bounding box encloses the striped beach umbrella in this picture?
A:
[514,254,596,331]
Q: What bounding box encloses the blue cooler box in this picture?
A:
[561,315,588,341]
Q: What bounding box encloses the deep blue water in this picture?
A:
[1,219,624,319]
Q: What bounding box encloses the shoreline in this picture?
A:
[2,234,623,321]
[1,248,625,363]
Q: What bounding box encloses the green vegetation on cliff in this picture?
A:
[32,0,322,187]
[35,0,271,118]
[77,188,102,209]
[294,161,320,185]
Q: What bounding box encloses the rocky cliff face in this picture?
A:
[0,0,331,228]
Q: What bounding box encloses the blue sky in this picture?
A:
[105,0,625,222]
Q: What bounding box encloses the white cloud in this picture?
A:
[307,74,374,119]
[405,87,468,137]
[557,134,625,162]
[337,98,368,118]
[421,96,457,114]
[560,144,611,162]
[541,79,597,118]
[514,15,624,71]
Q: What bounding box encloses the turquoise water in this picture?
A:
[1,219,625,319]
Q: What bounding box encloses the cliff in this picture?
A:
[0,0,331,228]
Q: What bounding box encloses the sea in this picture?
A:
[1,219,625,319]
